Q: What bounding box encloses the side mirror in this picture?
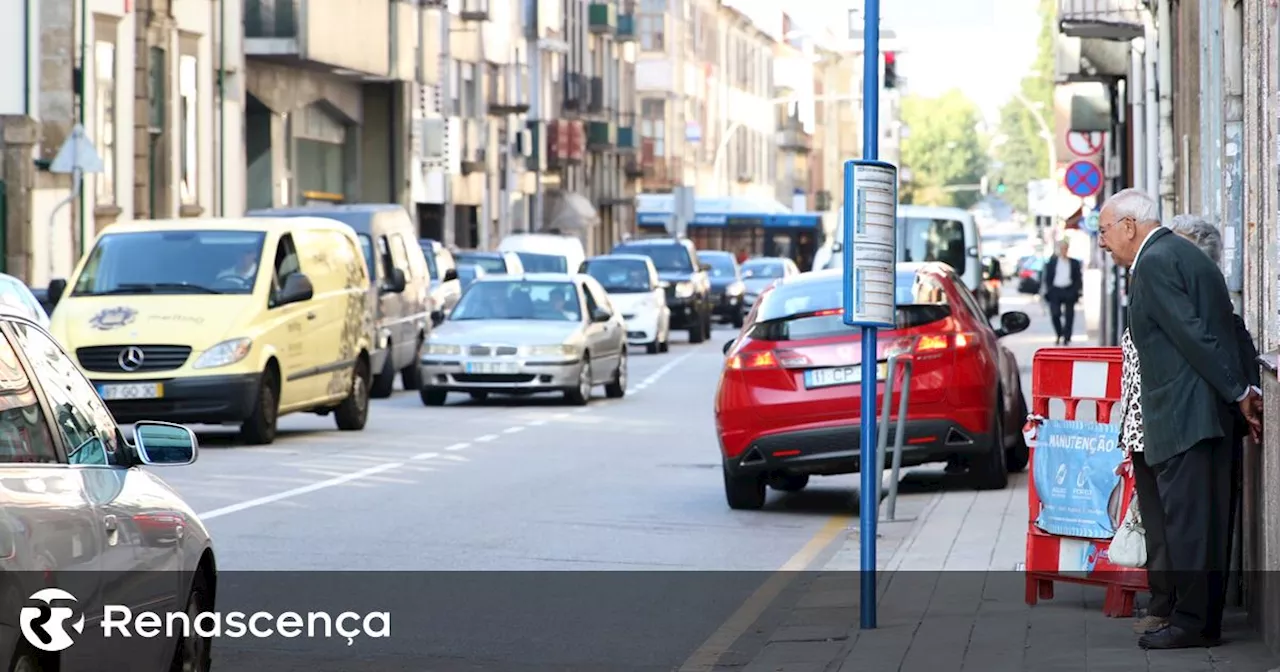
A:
[657,280,671,289]
[443,268,459,283]
[278,272,314,305]
[723,339,735,355]
[995,311,1030,338]
[383,267,407,293]
[47,278,67,311]
[431,309,445,326]
[132,421,198,466]
[699,262,712,272]
[591,307,611,323]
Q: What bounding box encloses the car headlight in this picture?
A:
[193,338,253,369]
[726,282,744,296]
[527,344,577,357]
[675,282,694,298]
[425,343,462,356]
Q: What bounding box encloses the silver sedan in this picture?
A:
[418,273,629,406]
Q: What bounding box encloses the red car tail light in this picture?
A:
[727,350,779,370]
[915,332,975,351]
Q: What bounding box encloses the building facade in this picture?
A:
[0,0,246,286]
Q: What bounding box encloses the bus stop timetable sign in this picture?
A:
[842,160,898,328]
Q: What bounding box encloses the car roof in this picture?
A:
[615,237,686,246]
[742,256,788,265]
[99,217,350,235]
[697,250,734,257]
[474,272,578,283]
[589,253,654,264]
[456,250,504,257]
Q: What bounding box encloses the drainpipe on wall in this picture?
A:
[77,0,87,256]
[1156,0,1176,219]
[1199,0,1223,223]
[1130,39,1146,199]
[440,3,455,246]
[1221,0,1244,307]
[216,0,226,216]
[1144,14,1159,198]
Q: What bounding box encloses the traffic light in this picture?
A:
[884,52,898,89]
[996,180,1006,194]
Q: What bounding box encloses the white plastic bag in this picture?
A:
[1109,494,1147,568]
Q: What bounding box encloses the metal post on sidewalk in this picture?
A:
[841,0,896,632]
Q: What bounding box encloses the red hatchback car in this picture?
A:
[715,263,1032,510]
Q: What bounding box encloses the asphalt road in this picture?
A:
[149,284,1061,670]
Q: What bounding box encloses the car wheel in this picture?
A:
[660,333,670,353]
[401,337,424,391]
[420,388,448,406]
[605,351,627,398]
[1006,393,1031,472]
[703,308,713,339]
[688,310,706,344]
[239,367,279,445]
[973,396,1010,490]
[769,473,809,492]
[724,465,766,510]
[370,352,396,399]
[334,358,371,431]
[171,572,213,672]
[564,356,592,405]
[732,306,744,329]
[646,340,660,354]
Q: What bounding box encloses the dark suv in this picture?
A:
[611,237,713,343]
[696,250,746,328]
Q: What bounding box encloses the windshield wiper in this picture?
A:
[117,282,224,294]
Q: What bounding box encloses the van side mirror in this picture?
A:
[443,268,459,283]
[383,268,407,293]
[47,278,67,311]
[278,272,314,305]
[995,311,1030,338]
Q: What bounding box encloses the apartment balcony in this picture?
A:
[460,0,490,22]
[616,13,637,41]
[587,120,616,151]
[488,64,531,115]
[1058,0,1147,41]
[588,77,607,114]
[777,124,813,154]
[244,0,392,78]
[616,113,638,153]
[588,3,618,34]
[547,119,586,167]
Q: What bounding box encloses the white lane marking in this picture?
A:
[197,462,405,521]
[502,426,525,434]
[440,454,469,462]
[475,434,499,443]
[444,442,470,451]
[626,389,637,395]
[551,413,571,420]
[410,452,439,461]
[527,420,547,427]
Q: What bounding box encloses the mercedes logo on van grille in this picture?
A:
[117,346,146,372]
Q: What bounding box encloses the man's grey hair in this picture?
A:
[1104,188,1161,223]
[1166,214,1223,264]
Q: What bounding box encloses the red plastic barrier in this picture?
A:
[1024,347,1148,618]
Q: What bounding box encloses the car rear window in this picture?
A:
[515,252,568,273]
[750,272,952,341]
[899,217,966,275]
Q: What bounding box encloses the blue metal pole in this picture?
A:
[858,0,882,631]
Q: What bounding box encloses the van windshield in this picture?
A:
[898,217,966,275]
[72,230,268,296]
[515,252,568,273]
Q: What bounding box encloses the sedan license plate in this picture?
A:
[466,361,520,375]
[803,363,888,390]
[97,383,164,400]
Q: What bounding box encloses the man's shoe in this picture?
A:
[1138,625,1214,649]
[1132,615,1168,634]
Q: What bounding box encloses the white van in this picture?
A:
[497,233,587,275]
[817,204,983,299]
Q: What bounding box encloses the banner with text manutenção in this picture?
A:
[1032,419,1124,539]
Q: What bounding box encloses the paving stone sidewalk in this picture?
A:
[730,473,1280,672]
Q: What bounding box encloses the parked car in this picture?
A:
[247,204,432,398]
[45,217,374,444]
[454,250,525,276]
[739,256,800,312]
[610,237,712,343]
[697,250,747,328]
[419,274,628,406]
[0,313,214,672]
[420,238,462,319]
[1016,256,1046,294]
[715,263,1031,509]
[582,254,671,353]
[497,232,587,275]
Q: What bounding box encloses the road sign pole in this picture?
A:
[857,0,882,631]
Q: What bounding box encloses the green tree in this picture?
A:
[991,0,1056,213]
[900,89,988,209]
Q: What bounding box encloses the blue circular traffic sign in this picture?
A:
[1064,161,1102,197]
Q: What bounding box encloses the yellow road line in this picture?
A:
[678,514,852,672]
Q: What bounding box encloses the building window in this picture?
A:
[94,39,116,204]
[178,53,198,206]
[639,0,664,52]
[296,104,347,202]
[641,98,665,156]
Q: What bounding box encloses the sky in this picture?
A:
[786,0,1042,122]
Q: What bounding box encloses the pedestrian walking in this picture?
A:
[1042,240,1083,345]
[1096,189,1263,650]
[1166,214,1263,605]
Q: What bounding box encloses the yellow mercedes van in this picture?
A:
[46,217,375,445]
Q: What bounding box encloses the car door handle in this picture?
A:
[103,515,118,532]
[306,311,317,320]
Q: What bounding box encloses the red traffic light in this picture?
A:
[885,51,896,65]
